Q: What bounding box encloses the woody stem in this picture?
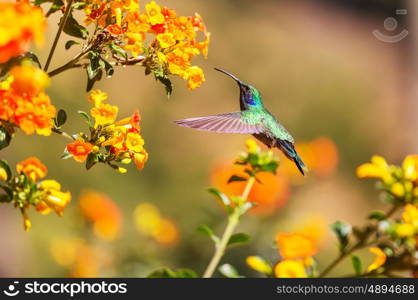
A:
[44,0,75,72]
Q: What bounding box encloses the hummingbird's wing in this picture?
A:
[174,112,263,134]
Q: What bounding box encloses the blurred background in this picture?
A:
[0,0,416,277]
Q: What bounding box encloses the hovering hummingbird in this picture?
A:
[174,68,308,175]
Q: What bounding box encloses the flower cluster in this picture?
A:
[0,64,55,147]
[82,0,209,91]
[357,155,418,204]
[0,157,71,231]
[0,1,46,63]
[63,90,148,173]
[133,203,179,246]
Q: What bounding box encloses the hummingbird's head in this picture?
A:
[214,68,262,106]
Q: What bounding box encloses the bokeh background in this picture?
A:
[0,0,416,277]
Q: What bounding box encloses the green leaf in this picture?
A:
[101,58,114,77]
[0,126,12,150]
[86,68,103,91]
[86,153,98,170]
[147,268,177,278]
[109,43,127,59]
[61,147,73,160]
[218,264,242,278]
[45,0,64,16]
[65,40,79,50]
[87,53,100,80]
[368,211,386,221]
[197,224,220,245]
[63,13,88,39]
[0,185,13,199]
[208,187,231,207]
[55,109,67,127]
[351,255,362,275]
[155,74,173,97]
[227,175,247,184]
[175,269,198,278]
[260,161,279,174]
[0,160,12,181]
[331,221,352,253]
[227,233,251,247]
[77,110,92,126]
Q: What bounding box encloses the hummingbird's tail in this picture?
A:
[277,139,308,176]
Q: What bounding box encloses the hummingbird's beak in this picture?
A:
[214,68,245,86]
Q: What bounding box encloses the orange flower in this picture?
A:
[10,65,50,95]
[79,189,122,241]
[16,157,47,181]
[367,247,387,272]
[0,2,46,63]
[134,151,148,171]
[67,138,93,162]
[276,233,317,260]
[211,162,290,215]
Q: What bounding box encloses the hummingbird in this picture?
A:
[174,68,308,175]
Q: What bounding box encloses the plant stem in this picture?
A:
[48,44,92,77]
[202,177,255,278]
[52,128,74,140]
[44,0,75,72]
[318,205,400,277]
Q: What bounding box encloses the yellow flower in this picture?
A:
[39,180,71,216]
[356,155,393,184]
[274,260,307,278]
[145,1,164,25]
[391,182,405,198]
[246,256,272,275]
[396,223,415,238]
[0,168,8,181]
[133,203,161,235]
[91,103,119,126]
[402,204,418,227]
[157,32,176,48]
[50,238,84,266]
[186,66,205,90]
[102,126,127,148]
[246,139,259,154]
[88,90,108,106]
[367,247,386,272]
[126,132,144,152]
[402,155,418,181]
[276,233,317,260]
